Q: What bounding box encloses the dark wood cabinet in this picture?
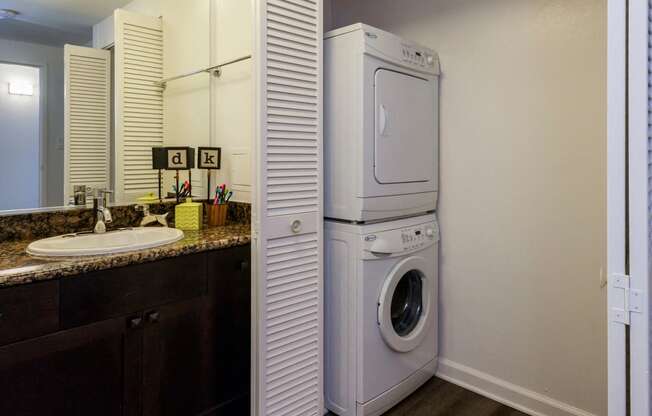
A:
[0,315,140,416]
[0,245,250,416]
[142,298,205,416]
[203,245,251,412]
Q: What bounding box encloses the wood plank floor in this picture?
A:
[327,377,528,416]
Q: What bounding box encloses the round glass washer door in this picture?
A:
[377,256,433,352]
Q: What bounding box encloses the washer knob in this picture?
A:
[425,227,434,238]
[426,55,434,65]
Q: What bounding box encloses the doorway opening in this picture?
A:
[0,62,43,210]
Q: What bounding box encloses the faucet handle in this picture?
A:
[92,189,113,206]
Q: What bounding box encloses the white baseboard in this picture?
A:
[435,358,597,416]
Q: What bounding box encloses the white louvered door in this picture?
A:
[114,9,164,203]
[626,1,652,415]
[63,45,111,203]
[252,0,323,415]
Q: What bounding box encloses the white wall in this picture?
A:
[210,0,252,203]
[0,63,40,210]
[0,38,65,207]
[330,1,607,415]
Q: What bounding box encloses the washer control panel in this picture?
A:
[400,223,437,251]
[363,220,439,257]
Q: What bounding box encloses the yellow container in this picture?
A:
[175,198,203,230]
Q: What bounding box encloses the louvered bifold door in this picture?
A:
[114,9,164,203]
[64,45,111,203]
[252,1,323,415]
[628,1,652,415]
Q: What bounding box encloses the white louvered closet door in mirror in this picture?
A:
[64,45,111,203]
[252,0,323,415]
[114,9,164,203]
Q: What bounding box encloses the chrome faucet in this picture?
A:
[93,189,113,233]
[135,203,168,227]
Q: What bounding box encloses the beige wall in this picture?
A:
[330,0,607,414]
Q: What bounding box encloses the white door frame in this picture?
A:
[609,1,652,414]
[627,1,651,415]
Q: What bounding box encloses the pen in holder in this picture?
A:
[206,183,232,226]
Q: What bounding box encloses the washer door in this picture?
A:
[378,256,433,352]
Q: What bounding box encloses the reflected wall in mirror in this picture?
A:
[0,0,252,213]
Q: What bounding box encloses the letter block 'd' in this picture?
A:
[166,147,195,170]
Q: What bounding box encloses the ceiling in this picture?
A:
[0,0,133,46]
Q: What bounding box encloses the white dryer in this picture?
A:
[325,24,440,223]
[325,214,439,416]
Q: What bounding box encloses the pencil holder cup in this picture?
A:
[207,203,228,227]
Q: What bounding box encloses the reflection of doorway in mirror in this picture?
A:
[0,63,41,210]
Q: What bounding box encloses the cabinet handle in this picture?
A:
[147,311,160,323]
[240,261,249,272]
[0,312,3,319]
[129,317,143,329]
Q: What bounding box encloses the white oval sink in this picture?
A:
[26,227,184,257]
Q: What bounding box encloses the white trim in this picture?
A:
[251,1,263,414]
[628,1,652,414]
[437,359,597,416]
[606,0,628,414]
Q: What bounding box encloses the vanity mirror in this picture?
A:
[0,0,252,213]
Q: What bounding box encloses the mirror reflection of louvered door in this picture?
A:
[252,1,323,415]
[64,45,111,203]
[114,9,164,203]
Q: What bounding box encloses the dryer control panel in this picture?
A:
[355,23,439,74]
[400,44,435,69]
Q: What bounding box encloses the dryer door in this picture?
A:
[374,69,435,184]
[378,256,434,352]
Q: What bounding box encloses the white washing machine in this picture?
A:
[324,24,440,223]
[325,214,439,416]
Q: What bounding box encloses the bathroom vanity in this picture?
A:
[0,228,251,416]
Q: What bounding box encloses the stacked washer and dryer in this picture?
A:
[324,24,441,416]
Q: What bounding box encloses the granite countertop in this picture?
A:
[0,224,251,288]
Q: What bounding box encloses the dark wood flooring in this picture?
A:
[327,377,528,416]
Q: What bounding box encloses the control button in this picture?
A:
[426,55,434,65]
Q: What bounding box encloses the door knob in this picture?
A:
[129,317,143,329]
[291,219,302,234]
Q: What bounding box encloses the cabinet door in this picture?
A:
[142,298,205,416]
[205,245,251,411]
[0,315,142,416]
